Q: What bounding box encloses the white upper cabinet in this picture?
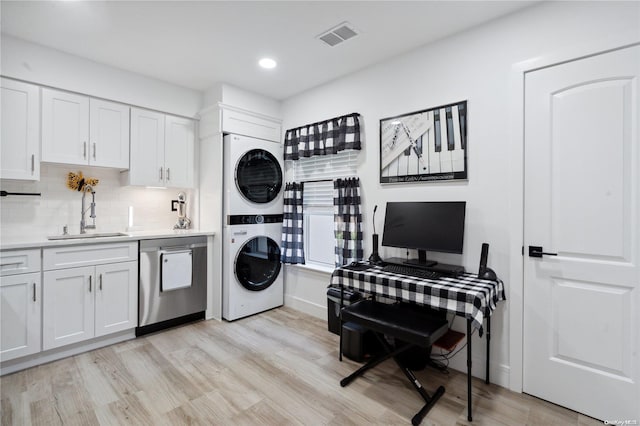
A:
[41,88,89,165]
[128,107,165,186]
[41,88,130,169]
[125,107,194,188]
[89,99,130,168]
[1,78,40,180]
[221,106,281,142]
[165,115,194,188]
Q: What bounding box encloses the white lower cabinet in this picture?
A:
[43,261,137,350]
[42,243,138,351]
[0,273,42,361]
[43,266,94,350]
[95,262,138,337]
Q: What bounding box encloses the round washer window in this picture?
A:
[235,149,283,204]
[235,236,282,291]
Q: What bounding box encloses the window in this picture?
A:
[290,150,358,269]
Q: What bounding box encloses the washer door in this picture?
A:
[235,149,283,204]
[235,236,282,291]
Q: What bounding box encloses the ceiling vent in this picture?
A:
[317,22,359,47]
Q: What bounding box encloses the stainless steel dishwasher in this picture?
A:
[137,236,207,336]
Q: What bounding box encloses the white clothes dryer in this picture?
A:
[223,214,284,321]
[224,134,284,216]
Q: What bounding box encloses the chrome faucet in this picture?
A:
[80,185,96,234]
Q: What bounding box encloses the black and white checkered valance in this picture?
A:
[284,113,362,161]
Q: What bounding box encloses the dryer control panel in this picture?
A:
[227,214,283,225]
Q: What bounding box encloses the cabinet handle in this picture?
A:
[89,275,92,292]
[160,167,164,180]
[93,143,96,160]
[33,282,36,302]
[99,273,103,291]
[83,142,87,159]
[31,154,35,174]
[167,168,170,181]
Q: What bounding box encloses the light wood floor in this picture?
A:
[1,307,600,425]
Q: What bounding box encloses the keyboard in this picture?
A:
[382,264,442,280]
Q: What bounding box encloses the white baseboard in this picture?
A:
[443,353,510,388]
[284,294,326,320]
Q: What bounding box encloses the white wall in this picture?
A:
[1,35,202,118]
[280,1,640,388]
[0,164,194,240]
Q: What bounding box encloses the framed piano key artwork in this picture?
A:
[380,100,468,183]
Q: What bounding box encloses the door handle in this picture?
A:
[93,142,96,160]
[33,282,36,302]
[166,168,170,181]
[83,142,87,159]
[528,246,558,258]
[89,275,92,292]
[160,167,164,181]
[31,154,35,173]
[99,273,103,291]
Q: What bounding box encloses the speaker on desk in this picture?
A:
[478,243,497,281]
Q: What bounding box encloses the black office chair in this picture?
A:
[339,300,449,425]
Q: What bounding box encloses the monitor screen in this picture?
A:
[381,201,466,254]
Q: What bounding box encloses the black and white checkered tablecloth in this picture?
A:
[330,266,506,330]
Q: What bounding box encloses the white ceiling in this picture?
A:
[1,1,536,100]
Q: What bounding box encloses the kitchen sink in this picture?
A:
[47,232,129,240]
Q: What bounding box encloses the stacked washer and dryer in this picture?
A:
[222,134,285,321]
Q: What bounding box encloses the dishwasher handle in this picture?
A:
[139,242,206,253]
[159,248,192,259]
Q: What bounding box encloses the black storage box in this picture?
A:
[327,286,362,335]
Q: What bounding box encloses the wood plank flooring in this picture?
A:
[1,307,600,425]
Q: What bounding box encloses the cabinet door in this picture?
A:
[165,115,194,188]
[0,273,41,361]
[89,99,130,169]
[43,266,95,350]
[1,79,40,181]
[129,108,165,186]
[94,261,137,337]
[41,88,89,165]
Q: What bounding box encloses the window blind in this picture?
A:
[291,150,358,207]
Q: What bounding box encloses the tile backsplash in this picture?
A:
[1,164,195,240]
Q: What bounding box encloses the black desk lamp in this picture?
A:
[368,205,383,265]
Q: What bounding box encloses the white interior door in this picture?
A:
[523,45,640,420]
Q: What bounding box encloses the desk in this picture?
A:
[330,265,506,421]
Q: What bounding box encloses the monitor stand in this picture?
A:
[402,250,437,269]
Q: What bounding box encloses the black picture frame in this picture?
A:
[379,100,468,183]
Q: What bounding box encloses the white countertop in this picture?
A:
[0,229,215,251]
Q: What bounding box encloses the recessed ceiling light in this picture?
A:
[259,58,277,69]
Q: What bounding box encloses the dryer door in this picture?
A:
[235,236,282,291]
[235,149,283,204]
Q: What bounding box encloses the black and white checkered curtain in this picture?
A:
[281,182,305,264]
[334,178,363,266]
[284,113,361,161]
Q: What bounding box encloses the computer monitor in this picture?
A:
[381,201,466,267]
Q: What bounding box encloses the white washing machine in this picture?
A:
[223,214,284,321]
[224,134,284,216]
